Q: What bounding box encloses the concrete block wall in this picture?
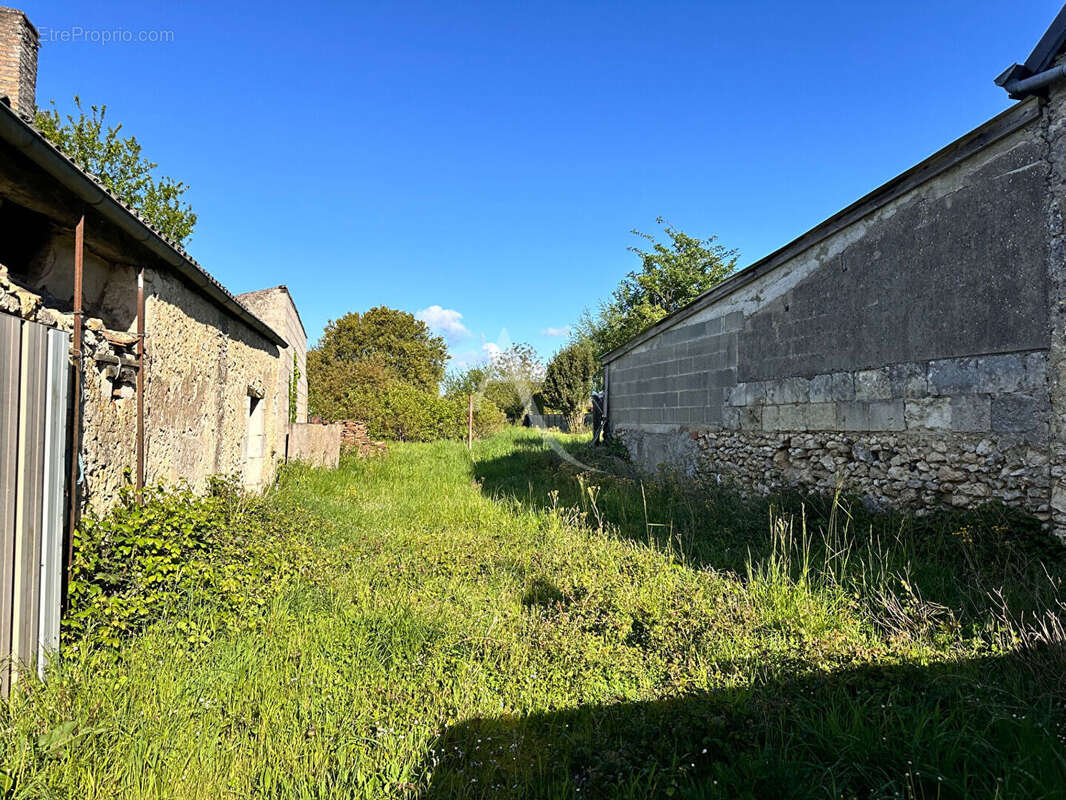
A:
[605,96,1063,530]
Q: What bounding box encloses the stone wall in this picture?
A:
[142,269,282,496]
[237,286,308,424]
[0,261,286,510]
[605,96,1062,531]
[287,422,341,470]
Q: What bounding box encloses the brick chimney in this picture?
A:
[0,6,37,117]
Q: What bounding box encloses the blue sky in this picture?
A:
[22,0,1064,369]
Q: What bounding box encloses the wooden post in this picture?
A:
[467,394,473,451]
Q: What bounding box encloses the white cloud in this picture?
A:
[482,342,502,359]
[540,326,570,337]
[416,305,470,341]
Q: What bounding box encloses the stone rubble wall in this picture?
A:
[141,269,282,497]
[1,260,285,512]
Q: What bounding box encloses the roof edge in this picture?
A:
[602,97,1041,364]
[237,285,309,340]
[0,101,288,348]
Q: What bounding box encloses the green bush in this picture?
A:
[66,479,313,651]
[347,380,506,442]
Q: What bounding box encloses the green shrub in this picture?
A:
[347,380,506,442]
[66,478,313,651]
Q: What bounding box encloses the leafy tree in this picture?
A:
[35,97,197,244]
[576,218,737,356]
[442,366,487,399]
[542,342,598,432]
[484,343,544,422]
[307,307,447,421]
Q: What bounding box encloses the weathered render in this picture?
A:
[604,54,1066,536]
[0,4,301,509]
[237,285,309,425]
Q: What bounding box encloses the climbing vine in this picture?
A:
[289,353,300,423]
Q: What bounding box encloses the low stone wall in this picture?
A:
[618,426,1050,521]
[287,422,341,469]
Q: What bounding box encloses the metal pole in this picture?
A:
[135,266,145,500]
[467,394,473,451]
[65,214,84,601]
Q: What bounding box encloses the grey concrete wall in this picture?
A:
[605,98,1058,527]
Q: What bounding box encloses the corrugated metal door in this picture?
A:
[0,311,70,694]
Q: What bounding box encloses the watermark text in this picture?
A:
[38,26,175,45]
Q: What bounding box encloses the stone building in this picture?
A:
[0,4,303,509]
[237,286,309,427]
[603,6,1066,538]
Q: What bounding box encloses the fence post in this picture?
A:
[467,394,473,451]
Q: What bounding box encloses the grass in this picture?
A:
[2,427,1065,798]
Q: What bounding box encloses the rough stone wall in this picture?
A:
[1044,72,1066,535]
[143,269,282,496]
[0,7,37,117]
[606,100,1060,528]
[1,256,285,511]
[236,285,307,424]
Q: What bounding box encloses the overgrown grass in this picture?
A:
[1,427,1065,798]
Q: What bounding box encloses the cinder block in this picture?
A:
[681,371,709,390]
[766,377,810,405]
[975,354,1024,394]
[991,393,1047,433]
[706,402,724,426]
[929,358,977,396]
[889,362,927,398]
[678,389,706,406]
[724,333,738,364]
[710,368,737,389]
[867,400,905,431]
[950,395,991,432]
[855,368,892,400]
[721,310,744,332]
[776,404,808,431]
[807,402,836,430]
[904,397,951,430]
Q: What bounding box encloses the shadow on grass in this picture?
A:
[420,643,1066,799]
[473,431,1066,630]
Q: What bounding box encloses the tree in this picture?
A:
[442,365,486,399]
[35,97,197,244]
[576,219,737,356]
[307,307,447,421]
[484,343,545,423]
[542,342,598,433]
